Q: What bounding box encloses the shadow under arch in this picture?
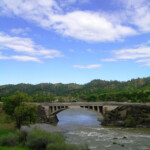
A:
[49,105,104,116]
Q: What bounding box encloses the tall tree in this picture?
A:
[2,91,36,129]
[14,103,37,129]
[2,91,33,115]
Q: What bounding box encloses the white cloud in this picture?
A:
[136,59,150,66]
[0,0,139,42]
[119,0,150,32]
[57,0,89,8]
[0,32,63,62]
[0,0,60,27]
[52,11,137,42]
[103,44,150,66]
[12,55,41,62]
[0,53,41,62]
[114,46,150,60]
[10,28,31,35]
[0,0,150,42]
[73,64,102,69]
[101,58,117,62]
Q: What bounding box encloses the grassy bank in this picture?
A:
[0,108,88,150]
[0,146,31,150]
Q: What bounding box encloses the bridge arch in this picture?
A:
[49,105,104,116]
[37,102,121,120]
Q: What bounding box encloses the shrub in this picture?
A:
[0,132,19,146]
[125,115,136,127]
[18,130,28,146]
[46,143,77,150]
[26,128,64,150]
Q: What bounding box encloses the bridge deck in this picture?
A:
[33,102,150,106]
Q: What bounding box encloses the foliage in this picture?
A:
[2,91,36,129]
[46,143,77,150]
[14,103,37,129]
[2,91,33,115]
[0,110,15,130]
[0,146,31,150]
[0,133,19,146]
[18,131,28,146]
[87,95,97,102]
[0,111,12,124]
[125,115,136,127]
[26,128,64,150]
[0,77,150,103]
[0,111,82,150]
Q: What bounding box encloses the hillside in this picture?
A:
[0,77,150,102]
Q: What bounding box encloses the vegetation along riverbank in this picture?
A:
[0,92,90,150]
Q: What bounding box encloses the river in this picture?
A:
[56,108,150,150]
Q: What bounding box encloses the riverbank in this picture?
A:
[0,109,89,150]
[102,105,150,128]
[0,110,30,150]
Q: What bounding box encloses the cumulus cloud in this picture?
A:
[73,64,102,69]
[0,32,63,62]
[52,11,137,42]
[1,0,150,42]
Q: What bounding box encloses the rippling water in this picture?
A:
[57,108,150,150]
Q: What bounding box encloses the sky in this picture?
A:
[0,0,150,85]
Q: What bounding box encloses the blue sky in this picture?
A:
[0,0,150,85]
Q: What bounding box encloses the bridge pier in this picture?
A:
[42,106,50,118]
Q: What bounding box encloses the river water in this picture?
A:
[56,108,150,150]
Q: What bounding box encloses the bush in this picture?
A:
[125,115,136,127]
[0,132,19,146]
[46,143,77,150]
[26,128,64,150]
[18,131,28,146]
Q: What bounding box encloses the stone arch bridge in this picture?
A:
[34,102,149,120]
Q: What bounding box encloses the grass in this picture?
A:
[0,109,16,137]
[0,146,31,150]
[0,108,15,130]
[0,129,15,136]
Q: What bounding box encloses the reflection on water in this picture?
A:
[57,108,102,128]
[56,108,150,150]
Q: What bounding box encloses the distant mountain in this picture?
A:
[0,83,82,97]
[0,77,150,99]
[70,77,150,96]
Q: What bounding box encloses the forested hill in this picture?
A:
[0,77,150,102]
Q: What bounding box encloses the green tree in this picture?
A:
[48,96,55,103]
[14,103,37,129]
[125,115,136,127]
[87,95,97,102]
[2,91,36,129]
[2,91,33,115]
[58,97,64,102]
